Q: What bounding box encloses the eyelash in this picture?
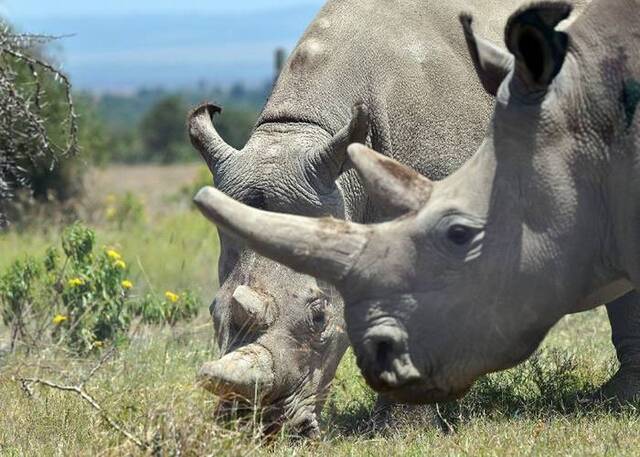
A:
[447,224,477,246]
[310,300,328,331]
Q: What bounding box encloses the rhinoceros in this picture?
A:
[191,0,522,434]
[193,0,640,407]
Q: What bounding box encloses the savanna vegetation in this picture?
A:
[1,14,639,457]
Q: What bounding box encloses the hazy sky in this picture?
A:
[1,1,325,91]
[2,0,321,18]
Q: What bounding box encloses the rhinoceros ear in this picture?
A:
[460,13,513,97]
[305,102,370,189]
[348,144,433,217]
[188,103,238,174]
[505,2,572,90]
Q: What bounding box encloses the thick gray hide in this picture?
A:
[194,0,640,406]
[192,0,590,434]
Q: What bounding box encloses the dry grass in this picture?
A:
[83,163,204,219]
[1,308,637,456]
[1,165,639,455]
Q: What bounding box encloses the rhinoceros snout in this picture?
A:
[197,343,275,401]
[358,325,421,391]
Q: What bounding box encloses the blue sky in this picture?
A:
[1,1,324,91]
[2,0,321,18]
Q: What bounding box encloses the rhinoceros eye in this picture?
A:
[310,299,328,332]
[447,224,476,246]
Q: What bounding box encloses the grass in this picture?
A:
[0,209,220,303]
[0,310,637,456]
[1,166,639,455]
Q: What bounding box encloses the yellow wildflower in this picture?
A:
[106,249,122,261]
[121,279,133,290]
[68,277,85,288]
[114,260,126,269]
[165,291,180,303]
[53,314,68,325]
[93,340,104,348]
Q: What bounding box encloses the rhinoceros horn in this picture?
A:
[304,102,370,188]
[188,103,238,173]
[193,186,370,285]
[198,344,275,400]
[347,143,433,216]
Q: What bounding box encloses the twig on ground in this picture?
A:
[19,348,148,451]
[20,378,34,397]
[81,346,117,388]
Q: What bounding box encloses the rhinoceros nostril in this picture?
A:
[361,326,421,389]
[375,339,394,369]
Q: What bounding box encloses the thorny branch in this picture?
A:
[18,347,149,451]
[1,47,78,156]
[0,23,78,226]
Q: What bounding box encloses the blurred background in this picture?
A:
[4,0,323,163]
[6,0,323,91]
[0,0,322,303]
[0,4,626,455]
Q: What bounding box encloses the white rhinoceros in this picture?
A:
[191,0,531,435]
[193,0,640,406]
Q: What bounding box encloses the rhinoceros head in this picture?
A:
[193,0,638,404]
[189,103,368,436]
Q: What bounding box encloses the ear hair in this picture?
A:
[505,2,573,89]
[188,103,238,173]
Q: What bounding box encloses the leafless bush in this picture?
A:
[0,22,78,226]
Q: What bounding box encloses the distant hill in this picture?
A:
[10,5,322,92]
[89,83,271,132]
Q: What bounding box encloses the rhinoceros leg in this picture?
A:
[370,394,441,433]
[600,290,640,403]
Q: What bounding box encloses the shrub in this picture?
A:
[0,257,41,350]
[0,222,200,354]
[133,290,200,328]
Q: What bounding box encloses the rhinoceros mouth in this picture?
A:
[213,394,321,439]
[357,357,472,404]
[262,383,326,438]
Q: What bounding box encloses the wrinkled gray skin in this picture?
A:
[193,0,640,406]
[191,0,536,436]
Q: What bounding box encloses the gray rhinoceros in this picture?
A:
[191,0,519,435]
[193,0,640,407]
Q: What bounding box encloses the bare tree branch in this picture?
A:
[0,23,79,226]
[80,346,117,388]
[19,349,148,451]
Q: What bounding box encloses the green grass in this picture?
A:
[0,209,220,302]
[1,203,638,456]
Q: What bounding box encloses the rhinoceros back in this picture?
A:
[258,0,535,181]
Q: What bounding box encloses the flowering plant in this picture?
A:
[0,222,200,354]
